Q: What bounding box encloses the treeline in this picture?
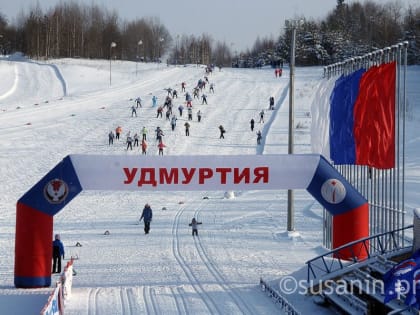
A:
[244,0,420,66]
[0,2,221,65]
[0,0,419,66]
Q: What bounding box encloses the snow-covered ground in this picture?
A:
[0,54,419,314]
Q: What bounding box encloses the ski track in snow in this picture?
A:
[192,208,257,315]
[87,288,100,315]
[170,286,187,315]
[172,203,221,314]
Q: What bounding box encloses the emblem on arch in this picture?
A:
[44,178,69,204]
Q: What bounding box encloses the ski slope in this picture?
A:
[1,54,419,314]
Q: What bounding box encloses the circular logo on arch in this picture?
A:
[44,179,69,204]
[321,179,346,204]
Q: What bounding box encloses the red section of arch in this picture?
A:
[15,202,53,283]
[332,203,369,260]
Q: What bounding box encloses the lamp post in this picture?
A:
[286,20,299,232]
[109,42,117,86]
[176,34,180,66]
[158,37,164,68]
[136,40,143,76]
[159,37,164,62]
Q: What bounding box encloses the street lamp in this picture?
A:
[109,42,117,86]
[176,35,180,66]
[136,40,143,76]
[158,37,164,68]
[285,19,301,232]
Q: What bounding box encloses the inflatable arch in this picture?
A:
[15,154,369,288]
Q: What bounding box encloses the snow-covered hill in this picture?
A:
[1,54,419,314]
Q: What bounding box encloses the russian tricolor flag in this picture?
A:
[311,61,396,169]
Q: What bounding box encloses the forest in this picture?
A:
[0,0,419,66]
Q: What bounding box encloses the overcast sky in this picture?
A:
[1,0,417,51]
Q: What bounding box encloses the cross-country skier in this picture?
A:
[189,218,202,236]
[139,204,153,234]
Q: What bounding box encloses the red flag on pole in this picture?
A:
[353,61,396,169]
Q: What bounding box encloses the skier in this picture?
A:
[172,89,178,98]
[141,139,148,155]
[250,118,255,132]
[269,96,275,110]
[141,126,148,141]
[115,126,122,140]
[133,133,139,147]
[187,107,193,121]
[181,81,186,92]
[201,93,208,104]
[158,141,166,155]
[185,92,192,107]
[165,87,173,97]
[178,104,184,117]
[157,106,163,118]
[209,83,215,93]
[219,125,226,139]
[135,97,142,108]
[126,134,133,150]
[155,127,164,143]
[257,130,262,145]
[131,105,137,117]
[108,130,115,145]
[184,122,190,136]
[259,110,265,123]
[152,95,158,107]
[197,110,202,122]
[189,218,202,236]
[193,87,200,99]
[171,115,177,131]
[52,234,65,274]
[139,203,153,234]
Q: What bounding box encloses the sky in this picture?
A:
[0,54,419,314]
[1,0,417,51]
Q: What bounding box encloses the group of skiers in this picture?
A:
[107,67,268,154]
[247,95,276,145]
[108,126,149,154]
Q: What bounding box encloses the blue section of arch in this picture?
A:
[18,155,83,216]
[306,155,367,215]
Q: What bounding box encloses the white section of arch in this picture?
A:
[69,154,321,191]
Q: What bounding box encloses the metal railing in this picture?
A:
[306,225,413,282]
[259,278,301,315]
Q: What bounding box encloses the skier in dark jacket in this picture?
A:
[139,204,153,234]
[52,234,65,273]
[178,104,184,117]
[189,218,202,236]
[269,96,275,110]
[257,130,262,145]
[219,125,226,139]
[108,130,115,145]
[184,122,190,136]
[250,119,255,132]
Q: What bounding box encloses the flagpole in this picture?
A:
[287,20,298,232]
